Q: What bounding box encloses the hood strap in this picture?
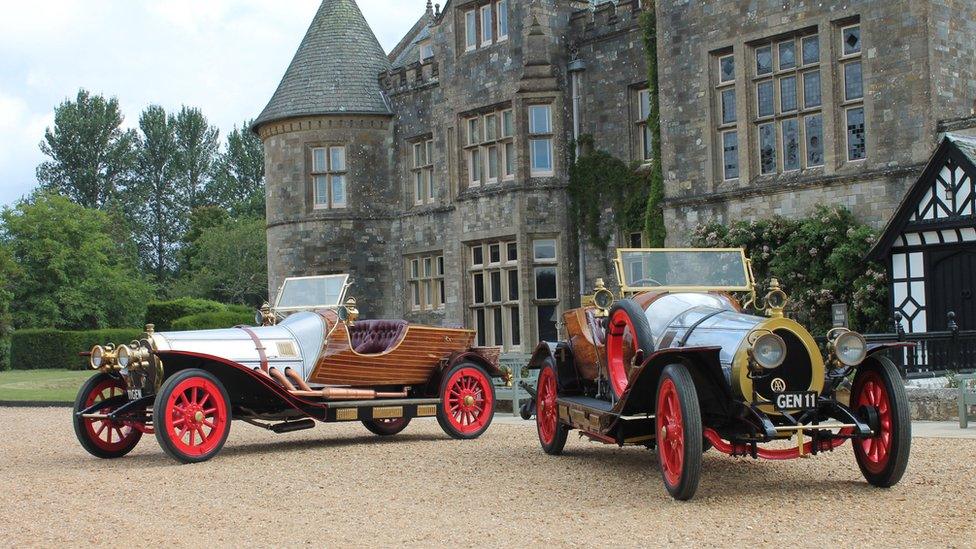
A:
[236,325,269,373]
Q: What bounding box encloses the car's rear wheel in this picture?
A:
[606,300,654,398]
[73,373,143,459]
[851,356,911,487]
[536,362,569,455]
[436,362,495,439]
[362,417,411,436]
[655,363,703,501]
[154,369,231,464]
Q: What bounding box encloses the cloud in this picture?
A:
[0,0,425,207]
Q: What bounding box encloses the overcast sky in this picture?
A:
[0,0,422,207]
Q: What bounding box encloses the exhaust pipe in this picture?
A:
[271,418,316,434]
[268,367,297,391]
[289,387,410,400]
[284,367,313,392]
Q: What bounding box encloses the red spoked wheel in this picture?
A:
[73,373,143,459]
[851,357,911,487]
[536,361,568,455]
[606,300,654,398]
[362,417,411,436]
[153,369,231,464]
[655,364,702,501]
[436,362,495,439]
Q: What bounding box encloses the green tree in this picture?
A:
[172,106,220,211]
[36,89,138,209]
[178,205,230,272]
[0,194,153,330]
[209,121,265,216]
[0,242,15,370]
[177,216,268,306]
[129,105,181,283]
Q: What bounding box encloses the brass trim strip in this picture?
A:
[336,408,358,421]
[372,406,404,419]
[624,435,655,443]
[328,398,441,408]
[773,423,856,432]
[416,404,437,417]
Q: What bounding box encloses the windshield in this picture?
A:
[616,249,752,291]
[274,275,350,310]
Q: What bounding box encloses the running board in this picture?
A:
[557,396,618,434]
[324,398,442,423]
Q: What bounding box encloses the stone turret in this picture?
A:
[253,0,396,317]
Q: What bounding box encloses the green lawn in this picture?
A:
[0,370,94,403]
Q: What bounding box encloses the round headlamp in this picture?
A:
[751,332,787,370]
[834,331,867,367]
[116,345,131,369]
[594,288,614,310]
[89,345,105,370]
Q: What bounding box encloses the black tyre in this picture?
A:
[655,363,703,501]
[436,361,495,439]
[851,356,911,487]
[536,361,569,455]
[362,417,411,436]
[153,369,232,464]
[606,299,654,398]
[73,373,143,459]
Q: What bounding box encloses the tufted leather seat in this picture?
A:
[585,310,607,346]
[348,320,409,355]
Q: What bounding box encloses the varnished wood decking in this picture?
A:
[308,324,475,386]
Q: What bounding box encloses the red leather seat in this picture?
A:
[348,320,408,354]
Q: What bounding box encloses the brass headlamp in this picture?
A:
[826,327,867,368]
[592,278,615,318]
[89,344,119,371]
[763,278,788,318]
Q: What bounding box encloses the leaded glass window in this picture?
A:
[805,114,824,167]
[844,61,863,101]
[780,76,797,112]
[757,81,774,117]
[843,25,861,56]
[756,45,773,75]
[802,35,820,65]
[847,107,866,161]
[722,131,739,180]
[778,40,796,70]
[721,88,736,125]
[803,70,821,108]
[759,123,777,174]
[782,118,800,171]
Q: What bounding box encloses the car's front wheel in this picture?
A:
[655,363,703,501]
[73,373,143,459]
[851,356,911,487]
[153,369,232,464]
[362,417,411,436]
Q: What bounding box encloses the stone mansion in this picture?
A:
[253,0,976,351]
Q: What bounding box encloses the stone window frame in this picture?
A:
[419,39,434,62]
[749,30,823,176]
[410,135,435,206]
[531,237,560,344]
[407,253,445,312]
[713,50,739,181]
[635,87,654,163]
[310,145,347,210]
[468,238,521,349]
[527,103,555,177]
[462,105,515,189]
[460,0,509,55]
[839,22,866,163]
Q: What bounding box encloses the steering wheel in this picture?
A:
[630,277,663,287]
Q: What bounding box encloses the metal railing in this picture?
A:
[824,312,976,380]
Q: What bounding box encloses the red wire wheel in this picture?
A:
[153,369,232,464]
[437,362,495,439]
[362,417,411,436]
[536,361,568,455]
[606,300,654,398]
[655,364,702,501]
[851,357,911,487]
[73,373,143,459]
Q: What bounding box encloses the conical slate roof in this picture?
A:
[254,0,392,130]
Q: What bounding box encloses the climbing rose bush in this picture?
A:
[691,206,890,334]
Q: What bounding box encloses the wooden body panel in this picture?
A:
[564,308,602,381]
[307,322,475,387]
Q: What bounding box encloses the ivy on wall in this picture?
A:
[639,5,666,247]
[568,135,651,250]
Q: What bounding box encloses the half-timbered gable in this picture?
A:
[870,135,976,333]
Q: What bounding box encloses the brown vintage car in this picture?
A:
[73,275,506,463]
[523,249,912,500]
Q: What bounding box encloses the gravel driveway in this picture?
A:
[1,407,974,547]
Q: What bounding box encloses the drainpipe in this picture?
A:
[568,58,586,299]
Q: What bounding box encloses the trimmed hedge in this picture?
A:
[170,310,255,331]
[145,298,225,331]
[10,328,143,371]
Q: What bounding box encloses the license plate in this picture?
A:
[774,391,817,411]
[127,389,143,400]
